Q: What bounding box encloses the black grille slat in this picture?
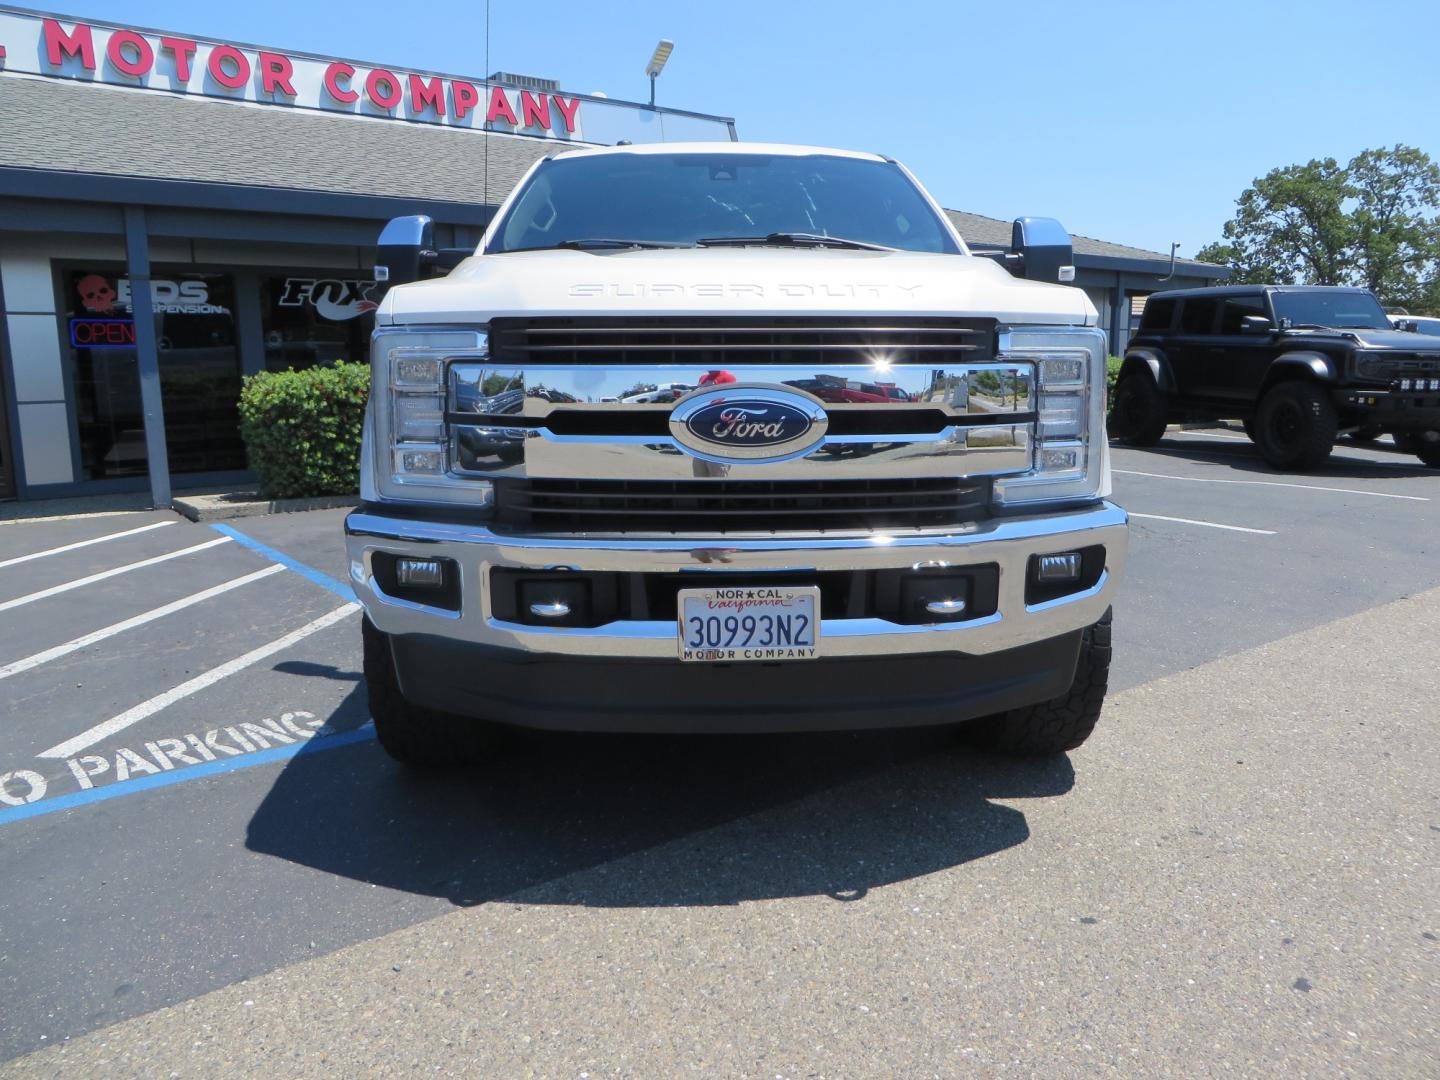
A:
[489,316,996,366]
[494,478,988,534]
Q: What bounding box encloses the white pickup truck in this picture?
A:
[345,143,1127,766]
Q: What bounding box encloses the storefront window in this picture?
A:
[260,273,376,372]
[63,267,246,478]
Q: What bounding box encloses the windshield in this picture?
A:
[487,152,960,255]
[1270,290,1389,329]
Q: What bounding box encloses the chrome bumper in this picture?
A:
[345,501,1127,659]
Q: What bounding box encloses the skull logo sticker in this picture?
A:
[76,274,117,313]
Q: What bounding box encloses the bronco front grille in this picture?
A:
[487,316,996,366]
[492,477,990,534]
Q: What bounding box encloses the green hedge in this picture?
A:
[238,361,369,499]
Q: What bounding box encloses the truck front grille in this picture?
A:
[492,477,990,534]
[488,316,996,366]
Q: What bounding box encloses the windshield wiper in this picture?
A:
[535,238,694,251]
[696,232,894,252]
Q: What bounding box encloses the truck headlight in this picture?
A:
[370,327,492,506]
[992,326,1107,508]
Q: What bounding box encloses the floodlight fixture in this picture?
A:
[646,39,674,106]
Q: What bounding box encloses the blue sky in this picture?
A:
[68,0,1440,257]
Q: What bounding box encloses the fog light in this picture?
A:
[396,557,444,588]
[1036,552,1082,583]
[394,446,444,474]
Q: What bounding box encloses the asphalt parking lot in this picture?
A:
[1,429,1437,1077]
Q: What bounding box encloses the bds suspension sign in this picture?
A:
[0,7,584,138]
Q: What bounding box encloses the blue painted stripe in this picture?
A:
[0,725,377,827]
[209,523,354,601]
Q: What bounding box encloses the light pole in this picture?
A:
[646,39,673,107]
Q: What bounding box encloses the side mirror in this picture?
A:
[1240,315,1274,334]
[376,215,435,286]
[1395,319,1418,333]
[1012,217,1075,284]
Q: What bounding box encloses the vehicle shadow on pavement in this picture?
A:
[246,723,1074,908]
[1126,438,1432,480]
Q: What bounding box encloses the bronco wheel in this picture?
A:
[1108,371,1168,446]
[1255,381,1337,470]
[363,618,502,767]
[961,609,1112,757]
[1416,435,1440,468]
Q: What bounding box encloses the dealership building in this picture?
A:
[0,6,1224,505]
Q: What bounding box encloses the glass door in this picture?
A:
[63,267,246,479]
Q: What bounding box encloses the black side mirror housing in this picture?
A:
[1240,315,1274,334]
[1012,217,1075,284]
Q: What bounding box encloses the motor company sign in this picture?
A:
[0,7,584,138]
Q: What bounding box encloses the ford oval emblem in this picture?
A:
[669,384,829,463]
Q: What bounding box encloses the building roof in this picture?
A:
[1,73,1226,276]
[943,209,1223,274]
[0,74,556,207]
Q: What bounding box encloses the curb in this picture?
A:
[171,492,360,523]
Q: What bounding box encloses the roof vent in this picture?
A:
[489,71,560,93]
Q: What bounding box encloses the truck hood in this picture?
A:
[1344,327,1440,352]
[377,247,1095,325]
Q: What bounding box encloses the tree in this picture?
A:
[1348,145,1440,306]
[1196,145,1440,311]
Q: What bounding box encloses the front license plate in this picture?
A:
[677,585,820,663]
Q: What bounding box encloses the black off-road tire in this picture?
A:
[1109,372,1168,446]
[961,609,1112,757]
[1393,432,1419,454]
[1255,381,1337,470]
[1416,437,1440,468]
[363,617,502,767]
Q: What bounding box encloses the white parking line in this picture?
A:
[38,602,361,760]
[0,520,176,570]
[0,537,232,614]
[0,565,285,682]
[1114,469,1429,502]
[1129,512,1277,536]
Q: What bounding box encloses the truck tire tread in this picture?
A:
[962,609,1112,756]
[1109,372,1168,446]
[1255,380,1336,470]
[363,618,501,767]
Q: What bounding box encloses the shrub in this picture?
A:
[238,361,369,499]
[1106,355,1123,404]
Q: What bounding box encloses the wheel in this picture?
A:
[1393,433,1418,454]
[362,617,502,767]
[1416,436,1440,468]
[1242,417,1258,442]
[1108,372,1168,446]
[961,609,1112,756]
[1254,381,1337,470]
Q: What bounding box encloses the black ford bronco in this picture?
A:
[1110,285,1440,469]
